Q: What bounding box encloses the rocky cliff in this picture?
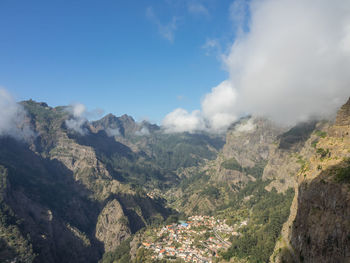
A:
[271,97,350,263]
[95,199,131,252]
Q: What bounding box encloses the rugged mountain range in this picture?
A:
[0,98,349,263]
[0,100,224,263]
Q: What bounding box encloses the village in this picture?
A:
[141,215,241,263]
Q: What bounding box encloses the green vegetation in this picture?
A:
[314,130,327,138]
[244,161,267,179]
[221,157,242,171]
[297,156,309,172]
[200,185,220,199]
[179,170,210,192]
[221,159,266,179]
[333,158,350,183]
[0,166,36,263]
[100,238,132,263]
[147,133,224,171]
[279,121,317,149]
[218,179,294,263]
[316,148,330,159]
[311,139,319,148]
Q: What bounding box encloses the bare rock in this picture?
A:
[95,199,131,252]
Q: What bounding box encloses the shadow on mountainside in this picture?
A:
[278,121,317,150]
[0,137,105,263]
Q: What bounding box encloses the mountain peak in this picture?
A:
[119,114,135,123]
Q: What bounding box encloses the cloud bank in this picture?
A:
[163,0,350,133]
[0,88,35,141]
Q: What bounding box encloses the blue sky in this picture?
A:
[0,0,239,123]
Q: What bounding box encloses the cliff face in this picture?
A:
[0,138,103,263]
[263,121,327,193]
[271,97,350,263]
[95,199,131,252]
[211,117,285,184]
[291,163,350,262]
[223,117,284,168]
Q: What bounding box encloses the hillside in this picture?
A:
[0,98,349,263]
[0,100,224,263]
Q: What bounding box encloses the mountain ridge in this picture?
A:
[0,98,349,263]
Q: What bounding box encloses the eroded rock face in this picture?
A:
[271,98,350,263]
[291,171,350,263]
[223,117,284,168]
[95,199,131,252]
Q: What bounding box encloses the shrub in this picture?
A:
[221,158,242,171]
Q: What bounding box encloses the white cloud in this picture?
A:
[135,126,150,136]
[0,88,35,141]
[71,103,85,118]
[224,0,350,125]
[146,7,178,42]
[106,127,120,137]
[163,0,350,132]
[234,118,256,133]
[188,2,209,16]
[65,103,88,135]
[202,80,238,131]
[162,108,205,133]
[65,103,104,135]
[162,81,237,133]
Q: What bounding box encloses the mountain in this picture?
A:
[271,97,350,263]
[165,106,348,263]
[0,98,349,263]
[0,100,224,263]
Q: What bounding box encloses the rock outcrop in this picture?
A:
[291,164,350,262]
[95,199,131,252]
[223,117,284,168]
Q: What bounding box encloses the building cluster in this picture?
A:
[142,216,234,263]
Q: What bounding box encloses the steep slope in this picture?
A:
[169,117,285,215]
[0,137,103,263]
[0,165,35,263]
[0,101,179,262]
[0,100,224,263]
[166,116,326,262]
[272,97,350,263]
